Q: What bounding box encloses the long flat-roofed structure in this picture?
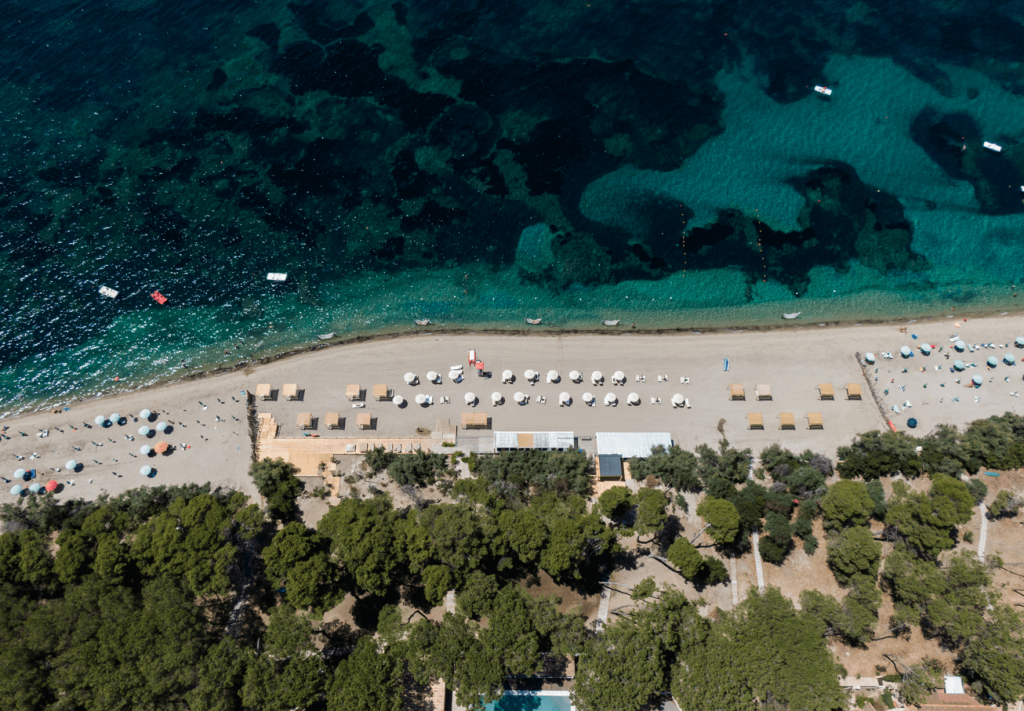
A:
[596,432,672,458]
[494,431,574,450]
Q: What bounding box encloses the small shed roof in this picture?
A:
[780,412,795,429]
[846,383,862,399]
[747,413,764,429]
[346,384,361,400]
[372,384,389,400]
[598,454,623,479]
[818,383,834,399]
[356,413,372,429]
[324,412,340,429]
[282,383,299,400]
[255,383,272,399]
[943,676,964,695]
[518,433,534,448]
[755,384,772,400]
[297,412,312,429]
[729,383,745,400]
[807,412,823,428]
[595,432,672,458]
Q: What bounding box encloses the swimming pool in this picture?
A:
[483,691,573,711]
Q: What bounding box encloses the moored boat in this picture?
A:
[99,286,119,299]
[813,85,832,96]
[415,319,431,326]
[782,312,801,319]
[317,332,335,341]
[525,317,542,325]
[603,319,620,326]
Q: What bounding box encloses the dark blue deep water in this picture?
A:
[4,0,1024,414]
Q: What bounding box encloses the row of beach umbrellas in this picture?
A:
[93,409,155,426]
[402,370,638,386]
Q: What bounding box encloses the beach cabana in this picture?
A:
[525,369,538,382]
[846,384,862,400]
[139,426,151,436]
[627,392,640,405]
[491,392,503,405]
[818,383,834,400]
[415,394,428,406]
[256,384,272,400]
[729,384,745,401]
[755,384,772,401]
[66,460,78,471]
[140,466,152,476]
[514,391,526,404]
[10,485,22,496]
[356,413,373,430]
[45,480,57,492]
[583,392,595,405]
[154,441,169,454]
[94,415,107,426]
[392,395,404,406]
[1006,353,1016,365]
[671,393,685,408]
[972,375,983,387]
[404,372,418,385]
[807,412,823,429]
[612,371,626,384]
[282,384,300,401]
[297,413,313,429]
[900,346,912,358]
[1016,337,1024,348]
[954,360,965,371]
[464,392,477,405]
[559,392,571,406]
[954,340,965,352]
[988,356,998,368]
[461,412,489,430]
[604,392,617,406]
[920,344,931,355]
[325,413,341,429]
[140,409,152,420]
[569,370,582,382]
[140,445,151,455]
[547,370,560,383]
[346,384,362,401]
[864,352,875,364]
[29,482,41,494]
[502,370,514,383]
[591,371,604,384]
[427,371,439,383]
[373,384,389,401]
[747,413,764,430]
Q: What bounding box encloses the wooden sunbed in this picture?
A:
[846,383,862,400]
[818,383,834,400]
[729,383,745,401]
[747,413,764,430]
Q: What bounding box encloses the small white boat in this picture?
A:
[266,272,288,282]
[983,141,1002,152]
[603,319,620,326]
[317,332,334,341]
[813,86,832,96]
[525,317,542,325]
[415,319,431,326]
[782,312,801,319]
[99,286,119,299]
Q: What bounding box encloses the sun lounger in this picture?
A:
[818,383,834,400]
[729,384,745,400]
[345,444,355,452]
[807,412,823,429]
[358,443,368,453]
[747,413,764,430]
[780,413,795,430]
[846,383,862,400]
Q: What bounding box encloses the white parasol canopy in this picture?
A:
[138,426,151,436]
[954,340,965,351]
[140,445,151,455]
[591,371,603,384]
[559,392,571,405]
[628,392,640,404]
[110,413,121,424]
[427,371,439,383]
[139,409,152,420]
[502,369,514,383]
[465,392,477,405]
[547,370,559,383]
[672,393,685,406]
[404,372,417,384]
[583,392,595,404]
[491,392,503,404]
[140,466,152,476]
[156,422,168,432]
[900,346,911,357]
[514,391,526,403]
[94,415,106,425]
[13,469,26,480]
[569,370,581,382]
[393,395,405,405]
[415,393,427,405]
[604,392,617,406]
[525,369,537,381]
[613,370,626,383]
[66,460,78,470]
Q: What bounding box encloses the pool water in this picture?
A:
[484,692,572,711]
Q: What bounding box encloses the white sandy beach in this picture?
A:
[2,313,1023,502]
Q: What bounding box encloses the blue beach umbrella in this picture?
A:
[28,482,41,494]
[140,445,151,455]
[907,418,918,429]
[920,344,931,355]
[65,460,78,471]
[988,356,998,367]
[10,485,22,496]
[140,409,152,420]
[140,466,152,476]
[156,422,168,432]
[138,426,151,436]
[972,375,983,387]
[94,415,106,426]
[1005,353,1016,365]
[900,346,911,357]
[954,360,965,371]
[110,413,121,425]
[13,468,25,480]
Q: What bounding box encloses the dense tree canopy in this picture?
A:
[820,480,874,530]
[249,458,303,520]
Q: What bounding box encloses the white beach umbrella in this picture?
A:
[139,409,152,420]
[404,372,417,385]
[547,370,559,383]
[415,393,427,405]
[514,391,526,403]
[465,392,477,405]
[899,346,911,358]
[156,422,168,432]
[140,445,151,455]
[392,395,405,405]
[604,392,617,406]
[972,374,983,386]
[591,371,603,384]
[491,392,503,404]
[140,466,152,476]
[672,393,685,407]
[525,369,537,381]
[110,413,121,424]
[613,370,626,383]
[628,392,640,405]
[569,370,581,382]
[920,344,931,354]
[138,426,151,436]
[94,415,106,426]
[427,371,439,383]
[559,392,571,405]
[502,369,513,383]
[13,469,26,480]
[10,485,23,496]
[1016,337,1024,348]
[864,352,875,364]
[583,392,595,404]
[954,340,966,351]
[1006,353,1016,365]
[66,460,78,471]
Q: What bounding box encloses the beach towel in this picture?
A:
[724,358,730,372]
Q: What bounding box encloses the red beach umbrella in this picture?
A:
[45,480,58,493]
[154,441,169,454]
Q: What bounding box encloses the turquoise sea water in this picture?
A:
[3,0,1024,416]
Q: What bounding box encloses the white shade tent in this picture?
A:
[591,371,603,384]
[427,371,439,383]
[502,370,514,383]
[491,392,503,404]
[14,469,26,480]
[547,370,559,383]
[156,422,168,432]
[465,392,477,405]
[613,370,626,383]
[404,372,417,385]
[900,346,912,357]
[140,446,151,455]
[525,369,537,382]
[415,393,427,405]
[559,392,571,405]
[392,395,405,405]
[569,370,581,382]
[628,392,640,405]
[671,393,685,407]
[94,415,106,425]
[514,391,526,403]
[110,413,121,424]
[66,460,78,470]
[604,393,617,406]
[583,392,595,405]
[139,409,152,420]
[140,466,152,476]
[138,426,151,436]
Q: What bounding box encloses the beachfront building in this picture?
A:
[595,432,672,458]
[493,431,575,451]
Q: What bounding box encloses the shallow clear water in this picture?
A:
[3,0,1024,416]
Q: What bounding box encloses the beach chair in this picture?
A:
[779,413,795,430]
[729,384,745,401]
[755,384,772,401]
[324,413,341,430]
[818,383,834,400]
[846,383,862,400]
[373,384,389,402]
[255,384,273,400]
[346,384,362,401]
[283,384,300,401]
[807,412,824,430]
[296,413,313,430]
[395,444,403,453]
[747,413,764,430]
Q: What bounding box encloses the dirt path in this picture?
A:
[751,529,766,593]
[976,503,988,561]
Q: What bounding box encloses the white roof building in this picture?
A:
[595,432,673,458]
[494,431,575,451]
